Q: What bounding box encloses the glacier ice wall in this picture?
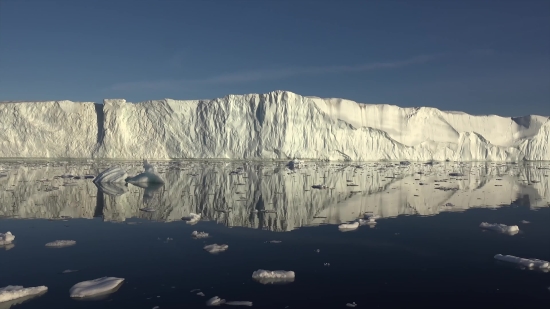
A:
[1,91,548,161]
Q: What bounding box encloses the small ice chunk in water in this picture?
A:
[45,240,76,248]
[204,244,228,254]
[197,292,205,296]
[192,231,209,238]
[182,213,201,224]
[480,223,519,235]
[206,296,226,306]
[252,270,295,285]
[226,301,253,306]
[0,231,15,245]
[494,254,550,269]
[0,285,48,303]
[520,220,530,224]
[346,302,358,307]
[268,240,282,243]
[338,222,359,230]
[62,269,79,274]
[69,277,124,298]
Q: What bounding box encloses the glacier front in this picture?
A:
[1,91,548,161]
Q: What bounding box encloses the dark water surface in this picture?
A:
[0,160,549,308]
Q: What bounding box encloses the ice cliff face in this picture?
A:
[1,91,548,161]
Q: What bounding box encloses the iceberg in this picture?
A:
[191,231,209,239]
[0,232,15,246]
[338,221,360,230]
[1,91,547,161]
[69,277,124,298]
[480,222,520,235]
[204,244,228,254]
[0,285,47,305]
[45,240,76,248]
[494,254,550,270]
[252,270,295,284]
[93,167,128,183]
[125,160,164,184]
[206,296,226,306]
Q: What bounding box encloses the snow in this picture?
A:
[480,222,520,235]
[0,285,47,303]
[45,240,76,247]
[494,254,550,269]
[204,244,228,254]
[69,277,124,298]
[1,91,548,161]
[0,232,15,246]
[93,167,128,183]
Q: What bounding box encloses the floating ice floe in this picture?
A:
[346,302,358,307]
[69,277,125,298]
[62,269,79,274]
[45,240,76,248]
[252,269,295,284]
[125,160,165,184]
[520,220,530,224]
[0,232,15,246]
[204,244,228,254]
[480,223,519,235]
[93,166,128,183]
[338,221,359,230]
[206,296,226,306]
[0,285,47,304]
[268,240,282,244]
[182,213,201,224]
[494,254,550,270]
[192,231,209,239]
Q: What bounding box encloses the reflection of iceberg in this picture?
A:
[93,167,127,183]
[125,160,164,184]
[69,277,124,299]
[0,285,47,307]
[0,161,549,230]
[129,182,164,204]
[95,182,128,196]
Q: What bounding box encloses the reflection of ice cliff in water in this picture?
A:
[0,161,549,231]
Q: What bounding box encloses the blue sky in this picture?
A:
[0,0,548,116]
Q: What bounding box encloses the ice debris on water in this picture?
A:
[0,285,48,303]
[346,302,358,307]
[204,244,228,254]
[62,269,79,274]
[45,240,76,247]
[268,240,281,243]
[520,220,530,224]
[197,292,205,296]
[192,231,209,239]
[206,296,226,306]
[479,222,519,235]
[494,254,550,270]
[252,270,295,279]
[226,301,253,306]
[0,231,15,246]
[69,277,125,298]
[338,221,359,230]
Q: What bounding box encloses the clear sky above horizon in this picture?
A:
[0,0,548,117]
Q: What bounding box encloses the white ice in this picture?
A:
[480,222,520,235]
[192,231,209,238]
[204,244,228,254]
[45,240,76,248]
[338,221,359,230]
[0,285,48,303]
[2,91,548,161]
[183,213,201,224]
[494,254,550,269]
[93,166,128,183]
[206,296,226,306]
[125,160,165,184]
[0,232,15,246]
[69,277,125,298]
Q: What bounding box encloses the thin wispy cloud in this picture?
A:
[110,54,442,91]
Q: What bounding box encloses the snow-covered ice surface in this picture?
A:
[0,232,15,246]
[0,285,47,303]
[45,240,76,248]
[479,222,520,235]
[1,91,548,160]
[69,277,124,298]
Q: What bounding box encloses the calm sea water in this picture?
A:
[0,160,549,309]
